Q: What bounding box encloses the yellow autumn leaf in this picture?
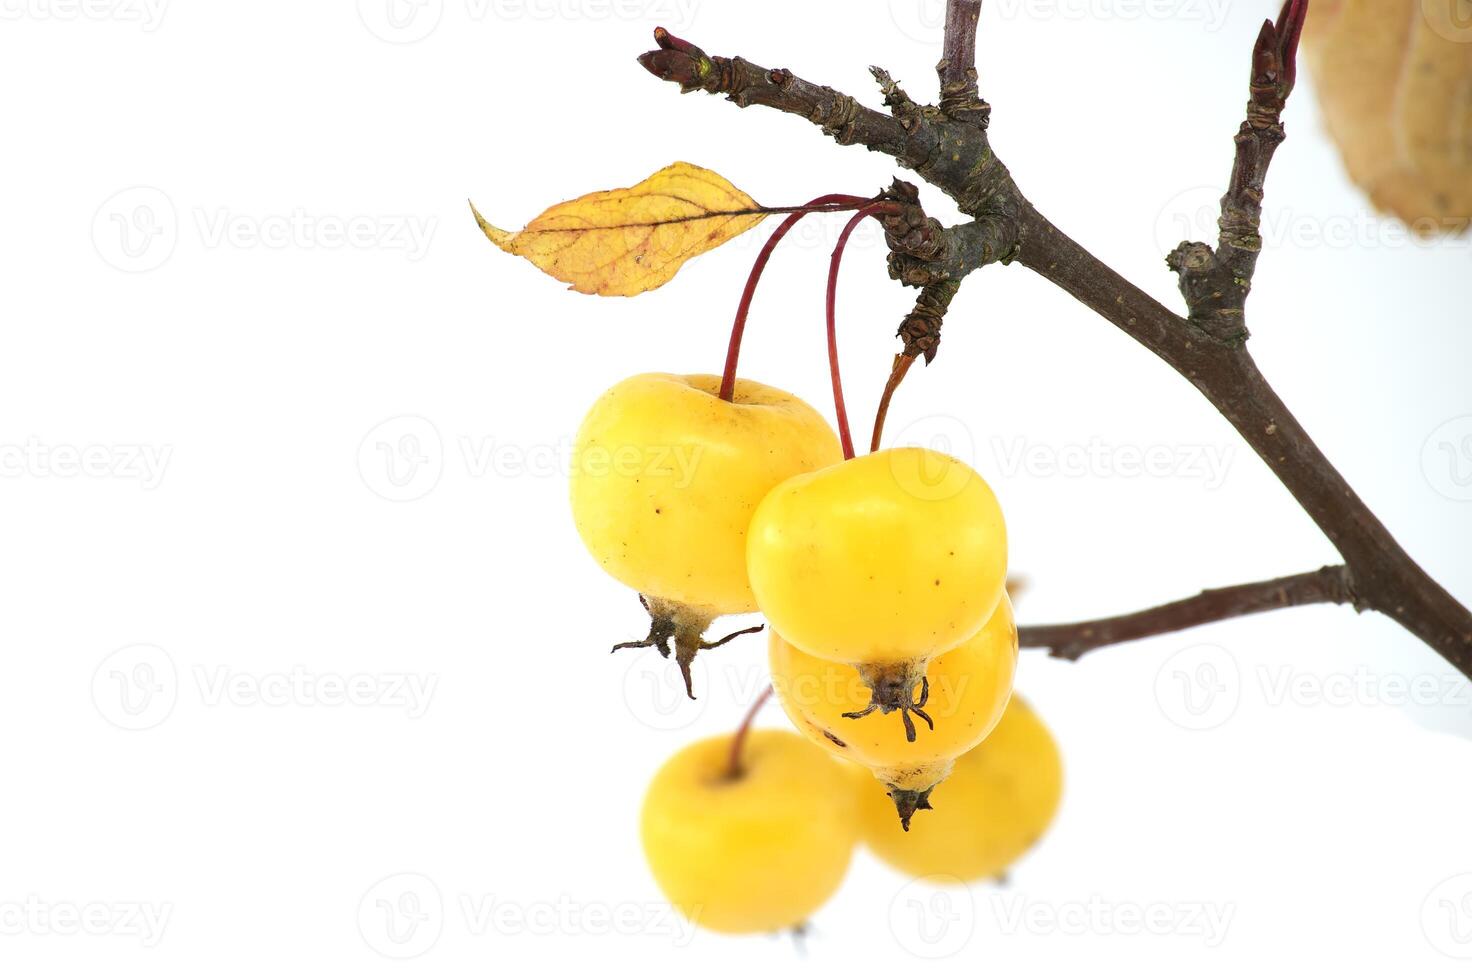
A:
[471,162,769,297]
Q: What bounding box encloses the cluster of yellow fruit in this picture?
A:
[570,371,1061,934]
[640,698,1062,935]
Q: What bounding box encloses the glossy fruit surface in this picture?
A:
[747,447,1007,664]
[769,595,1017,789]
[641,729,857,934]
[857,695,1062,880]
[571,373,842,615]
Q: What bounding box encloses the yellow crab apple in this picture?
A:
[769,596,1018,829]
[641,729,857,934]
[571,373,842,696]
[857,695,1062,879]
[748,446,1006,716]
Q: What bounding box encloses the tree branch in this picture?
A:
[1167,0,1307,342]
[634,10,1472,675]
[1019,566,1359,661]
[939,0,987,123]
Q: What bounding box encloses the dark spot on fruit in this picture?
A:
[934,579,941,586]
[822,730,847,749]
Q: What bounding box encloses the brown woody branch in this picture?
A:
[1167,0,1307,342]
[636,4,1472,675]
[1019,566,1360,661]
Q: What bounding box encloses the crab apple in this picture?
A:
[748,443,1005,658]
[570,373,842,696]
[857,695,1062,879]
[640,729,857,935]
[768,596,1018,830]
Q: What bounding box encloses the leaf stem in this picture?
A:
[718,195,875,402]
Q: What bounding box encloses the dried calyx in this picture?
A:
[610,594,762,699]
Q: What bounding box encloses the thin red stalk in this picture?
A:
[724,685,774,779]
[870,353,916,453]
[719,194,874,402]
[827,202,902,458]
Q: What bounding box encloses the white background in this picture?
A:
[3,0,1472,976]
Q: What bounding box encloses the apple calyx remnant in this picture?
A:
[841,660,935,743]
[610,594,761,700]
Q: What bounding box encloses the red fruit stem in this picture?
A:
[724,685,774,780]
[870,353,916,453]
[718,195,874,402]
[827,202,903,459]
